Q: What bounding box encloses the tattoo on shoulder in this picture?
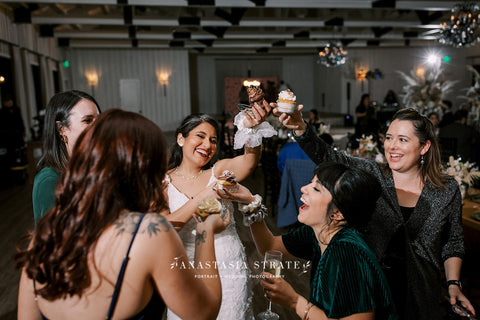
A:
[114,213,172,237]
[195,230,207,245]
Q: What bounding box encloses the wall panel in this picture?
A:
[68,48,190,131]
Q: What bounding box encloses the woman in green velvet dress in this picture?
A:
[226,162,398,319]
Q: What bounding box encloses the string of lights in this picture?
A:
[437,1,480,48]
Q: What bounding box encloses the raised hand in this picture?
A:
[242,100,272,128]
[272,103,306,133]
[216,183,254,204]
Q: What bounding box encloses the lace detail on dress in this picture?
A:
[166,167,253,320]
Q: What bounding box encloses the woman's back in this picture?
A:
[32,212,170,319]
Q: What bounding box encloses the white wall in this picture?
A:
[68,49,191,131]
[195,47,472,119]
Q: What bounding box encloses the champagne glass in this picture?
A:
[258,250,283,320]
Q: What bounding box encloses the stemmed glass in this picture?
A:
[257,250,283,320]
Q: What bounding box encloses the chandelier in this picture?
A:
[437,2,480,48]
[318,42,348,67]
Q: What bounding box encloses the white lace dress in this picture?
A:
[166,167,253,320]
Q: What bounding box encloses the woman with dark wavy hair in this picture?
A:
[165,104,274,319]
[226,162,398,319]
[17,109,228,320]
[275,106,476,319]
[33,90,100,224]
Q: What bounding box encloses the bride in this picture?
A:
[164,105,275,319]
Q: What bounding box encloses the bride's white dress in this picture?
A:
[166,167,253,320]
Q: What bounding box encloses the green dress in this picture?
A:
[282,226,398,319]
[32,167,59,224]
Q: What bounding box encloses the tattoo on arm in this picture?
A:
[114,213,172,237]
[195,230,207,245]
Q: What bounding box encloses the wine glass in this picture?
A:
[257,250,283,320]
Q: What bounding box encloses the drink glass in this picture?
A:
[257,250,283,320]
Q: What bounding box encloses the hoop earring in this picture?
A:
[420,154,424,166]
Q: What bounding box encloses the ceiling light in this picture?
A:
[437,2,480,48]
[318,42,348,67]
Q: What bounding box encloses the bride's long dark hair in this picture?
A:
[15,109,169,300]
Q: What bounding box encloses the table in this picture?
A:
[462,199,480,231]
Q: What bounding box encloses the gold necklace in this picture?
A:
[173,167,203,181]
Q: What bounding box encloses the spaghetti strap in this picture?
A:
[106,213,146,320]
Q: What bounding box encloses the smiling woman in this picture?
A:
[276,106,476,319]
[32,90,101,224]
[163,106,272,320]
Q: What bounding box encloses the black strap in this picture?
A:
[106,213,146,320]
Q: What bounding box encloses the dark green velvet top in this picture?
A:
[32,167,60,225]
[283,226,398,319]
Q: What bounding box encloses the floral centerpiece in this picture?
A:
[444,156,480,198]
[459,65,480,123]
[356,134,384,163]
[397,65,457,117]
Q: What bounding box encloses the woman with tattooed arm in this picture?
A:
[16,109,228,320]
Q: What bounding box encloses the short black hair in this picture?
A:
[313,162,381,232]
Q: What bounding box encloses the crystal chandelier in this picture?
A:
[318,42,348,67]
[437,2,480,48]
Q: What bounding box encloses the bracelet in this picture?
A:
[303,302,313,320]
[447,280,462,290]
[238,194,262,214]
[242,204,268,226]
[233,112,277,149]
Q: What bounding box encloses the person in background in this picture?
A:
[383,89,399,107]
[308,109,321,133]
[223,162,398,319]
[427,111,440,136]
[164,101,275,319]
[439,109,480,161]
[274,105,475,319]
[16,109,228,320]
[355,93,379,138]
[439,100,454,128]
[32,90,100,224]
[0,94,25,166]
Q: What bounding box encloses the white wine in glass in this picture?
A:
[257,250,283,320]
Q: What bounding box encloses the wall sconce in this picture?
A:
[0,75,5,83]
[157,71,170,96]
[356,69,367,80]
[243,80,260,87]
[85,71,99,96]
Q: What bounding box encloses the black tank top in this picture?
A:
[36,213,165,320]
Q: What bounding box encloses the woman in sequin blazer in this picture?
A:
[274,106,475,320]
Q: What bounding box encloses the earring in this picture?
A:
[61,135,68,145]
[420,154,424,166]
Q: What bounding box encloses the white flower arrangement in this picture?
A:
[356,134,384,163]
[444,156,480,188]
[397,65,457,116]
[459,65,480,121]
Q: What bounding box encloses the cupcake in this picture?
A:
[247,86,265,106]
[196,197,222,220]
[277,89,297,114]
[216,170,239,193]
